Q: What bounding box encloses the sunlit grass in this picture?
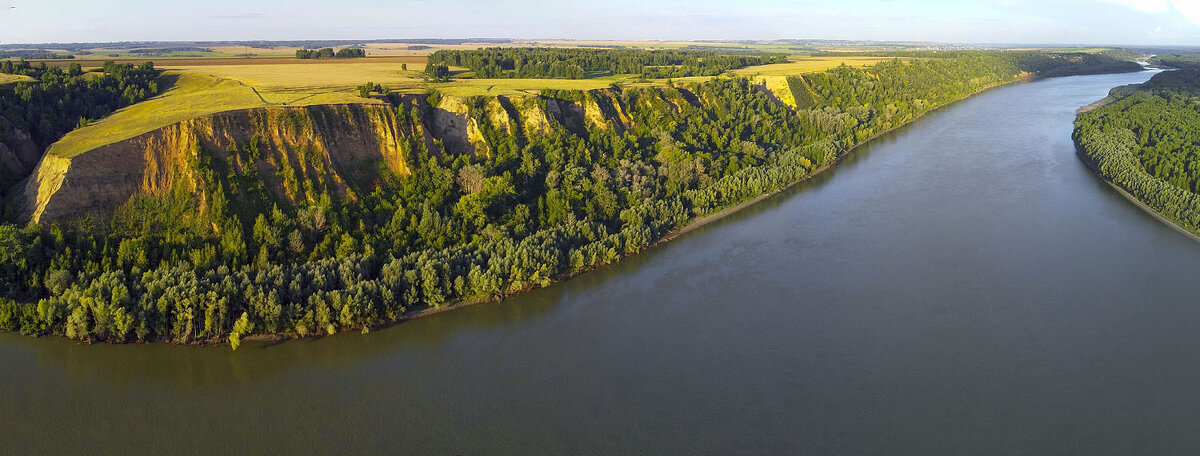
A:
[0,74,33,84]
[48,70,387,159]
[160,61,429,90]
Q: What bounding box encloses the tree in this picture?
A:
[425,63,450,80]
[457,164,485,194]
[228,312,255,350]
[0,225,24,266]
[44,270,73,296]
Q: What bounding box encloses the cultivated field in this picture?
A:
[729,56,904,76]
[158,60,428,101]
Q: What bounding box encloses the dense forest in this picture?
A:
[0,51,1139,348]
[0,60,160,192]
[426,47,788,79]
[1074,69,1200,235]
[295,48,366,59]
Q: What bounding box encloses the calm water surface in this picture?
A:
[6,70,1198,455]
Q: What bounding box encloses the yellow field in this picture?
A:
[159,61,428,102]
[730,57,902,76]
[0,74,33,84]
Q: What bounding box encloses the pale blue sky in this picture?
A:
[1,0,1198,46]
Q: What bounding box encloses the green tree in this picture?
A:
[228,312,255,350]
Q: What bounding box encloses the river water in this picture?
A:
[5,70,1196,455]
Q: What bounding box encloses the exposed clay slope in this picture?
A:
[19,104,422,224]
[0,116,41,188]
[15,90,646,225]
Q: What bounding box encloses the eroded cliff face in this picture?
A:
[0,116,42,190]
[17,104,416,224]
[12,89,665,225]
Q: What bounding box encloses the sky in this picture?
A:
[1,0,1199,46]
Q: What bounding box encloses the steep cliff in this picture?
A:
[13,90,642,226]
[0,116,42,192]
[17,103,420,224]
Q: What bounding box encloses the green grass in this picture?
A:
[48,70,385,159]
[48,71,267,158]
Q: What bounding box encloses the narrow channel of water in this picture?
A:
[6,70,1196,455]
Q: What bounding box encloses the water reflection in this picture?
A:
[2,282,566,388]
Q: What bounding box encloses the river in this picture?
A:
[5,70,1197,455]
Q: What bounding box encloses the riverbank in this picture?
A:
[663,74,1037,241]
[264,73,1052,344]
[1076,95,1117,114]
[1073,145,1200,244]
[202,76,1038,346]
[1071,69,1200,245]
[28,67,1145,348]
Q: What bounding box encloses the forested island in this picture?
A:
[0,49,1140,348]
[1074,68,1200,237]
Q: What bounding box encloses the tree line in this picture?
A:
[426,47,788,79]
[1150,53,1200,69]
[295,48,366,59]
[0,51,1141,348]
[0,51,74,59]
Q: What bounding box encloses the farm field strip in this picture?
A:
[730,56,906,76]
